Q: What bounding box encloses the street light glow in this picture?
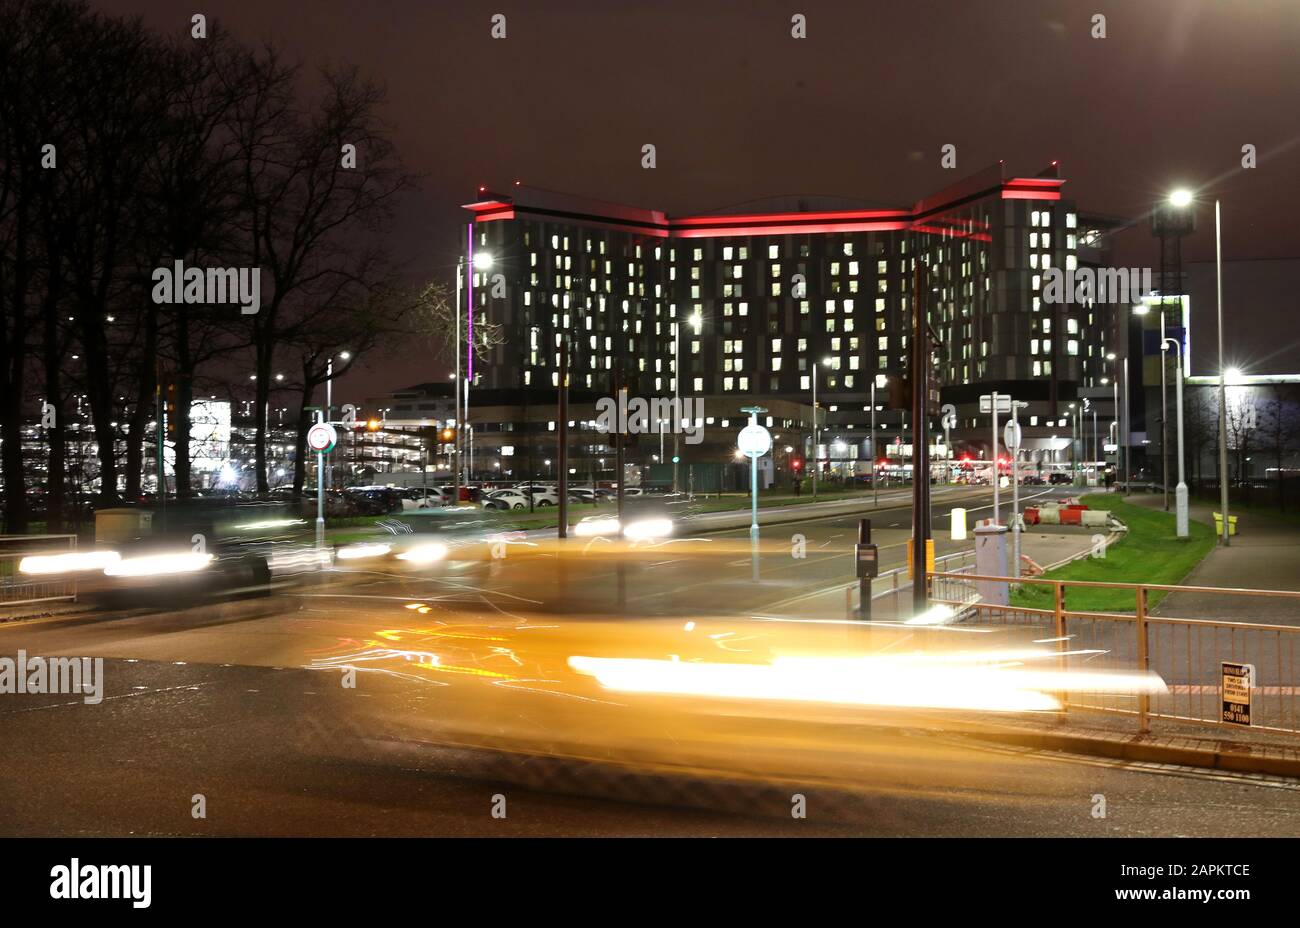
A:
[1169,188,1194,208]
[472,251,493,270]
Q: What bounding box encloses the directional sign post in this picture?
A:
[1004,405,1023,579]
[739,407,770,582]
[306,415,337,552]
[982,393,1005,524]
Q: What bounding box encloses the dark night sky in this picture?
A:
[96,0,1300,397]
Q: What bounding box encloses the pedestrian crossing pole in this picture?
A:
[910,262,930,616]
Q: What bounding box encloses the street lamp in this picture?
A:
[1162,336,1188,538]
[671,309,703,493]
[811,356,832,499]
[325,350,350,492]
[1169,189,1230,545]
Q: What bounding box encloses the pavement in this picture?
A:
[1123,491,1300,623]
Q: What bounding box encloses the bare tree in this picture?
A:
[1257,385,1298,510]
[227,54,415,495]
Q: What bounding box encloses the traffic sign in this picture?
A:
[307,421,337,454]
[737,423,772,458]
[980,394,1012,414]
[1221,661,1254,726]
[1003,420,1022,451]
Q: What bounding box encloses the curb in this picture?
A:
[686,486,994,534]
[961,725,1300,778]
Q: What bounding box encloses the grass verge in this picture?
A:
[1010,493,1215,613]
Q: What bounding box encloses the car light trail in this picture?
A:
[336,543,392,560]
[568,651,1168,713]
[396,542,449,564]
[103,552,214,576]
[19,550,121,575]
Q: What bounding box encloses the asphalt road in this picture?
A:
[4,488,1298,837]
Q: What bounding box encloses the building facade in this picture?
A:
[457,163,1118,482]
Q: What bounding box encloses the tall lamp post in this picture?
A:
[454,253,464,508]
[325,350,350,491]
[811,356,832,500]
[1162,336,1189,538]
[1169,188,1230,546]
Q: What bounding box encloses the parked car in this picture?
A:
[521,488,560,506]
[343,486,404,515]
[513,483,556,495]
[395,487,446,510]
[482,489,530,511]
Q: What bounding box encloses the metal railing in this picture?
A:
[844,549,978,617]
[929,570,1300,736]
[0,535,78,610]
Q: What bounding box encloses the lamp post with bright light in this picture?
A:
[1169,189,1230,545]
[811,356,832,500]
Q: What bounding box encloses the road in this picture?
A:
[4,486,1299,837]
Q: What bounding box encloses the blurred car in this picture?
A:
[521,488,559,506]
[513,483,556,495]
[395,487,446,510]
[343,486,404,515]
[483,489,530,511]
[1049,472,1072,485]
[22,499,324,607]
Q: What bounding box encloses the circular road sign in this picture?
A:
[738,423,772,458]
[307,421,338,454]
[1003,420,1022,451]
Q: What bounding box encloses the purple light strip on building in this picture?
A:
[466,222,474,381]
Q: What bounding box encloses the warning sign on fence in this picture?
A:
[1221,661,1254,727]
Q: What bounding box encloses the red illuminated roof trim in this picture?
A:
[673,208,908,227]
[1001,190,1062,201]
[675,220,910,238]
[466,178,1069,230]
[462,199,513,213]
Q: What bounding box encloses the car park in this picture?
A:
[482,489,530,510]
[521,487,559,506]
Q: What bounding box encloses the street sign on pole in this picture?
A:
[1003,420,1021,452]
[306,421,337,455]
[740,407,769,583]
[738,422,772,458]
[990,391,1000,525]
[1008,401,1023,580]
[1221,661,1254,726]
[980,394,1012,414]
